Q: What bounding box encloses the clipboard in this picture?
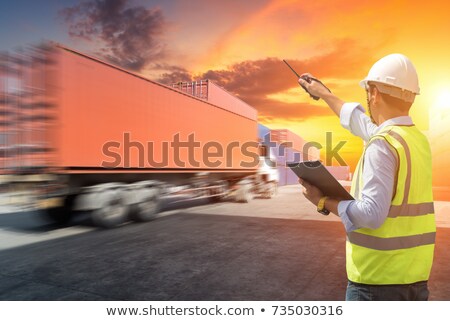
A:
[287,161,354,200]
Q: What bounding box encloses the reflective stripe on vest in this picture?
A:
[347,231,435,251]
[388,202,434,218]
[346,125,435,285]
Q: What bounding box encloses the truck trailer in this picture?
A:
[0,44,279,227]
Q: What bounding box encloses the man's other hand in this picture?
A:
[299,178,324,206]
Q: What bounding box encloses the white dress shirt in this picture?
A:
[338,102,414,232]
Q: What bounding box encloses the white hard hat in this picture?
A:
[359,53,420,102]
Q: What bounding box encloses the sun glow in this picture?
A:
[433,89,450,112]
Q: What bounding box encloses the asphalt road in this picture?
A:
[0,186,449,301]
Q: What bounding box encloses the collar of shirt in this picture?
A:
[375,116,414,134]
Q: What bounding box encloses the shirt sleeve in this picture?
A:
[338,139,397,233]
[340,102,379,142]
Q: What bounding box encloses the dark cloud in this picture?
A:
[154,64,193,84]
[60,0,167,71]
[179,39,377,120]
[199,39,374,97]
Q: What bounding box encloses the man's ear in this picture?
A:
[372,86,381,103]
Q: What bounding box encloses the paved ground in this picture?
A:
[0,186,449,300]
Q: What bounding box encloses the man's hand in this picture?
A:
[298,178,324,206]
[297,73,344,117]
[298,73,331,100]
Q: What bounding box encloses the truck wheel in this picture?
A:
[236,183,252,203]
[40,194,75,225]
[130,188,161,222]
[211,180,229,203]
[91,190,129,228]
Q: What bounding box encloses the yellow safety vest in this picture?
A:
[347,125,435,285]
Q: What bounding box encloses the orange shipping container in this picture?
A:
[29,46,259,173]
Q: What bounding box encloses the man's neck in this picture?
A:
[376,108,409,125]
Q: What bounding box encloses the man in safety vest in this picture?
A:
[298,54,435,300]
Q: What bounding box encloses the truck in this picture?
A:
[0,43,278,227]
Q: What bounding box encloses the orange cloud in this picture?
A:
[186,39,380,121]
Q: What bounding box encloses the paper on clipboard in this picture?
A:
[287,161,354,200]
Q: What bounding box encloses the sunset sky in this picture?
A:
[1,0,450,172]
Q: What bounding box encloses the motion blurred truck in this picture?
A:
[0,44,278,227]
